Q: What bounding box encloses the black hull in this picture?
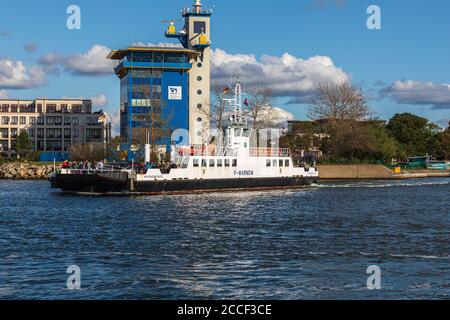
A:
[51,173,318,195]
[136,177,317,195]
[50,172,128,193]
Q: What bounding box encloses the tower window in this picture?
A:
[194,21,206,34]
[197,90,202,95]
[197,63,203,68]
[197,104,202,109]
[197,76,202,81]
[197,117,203,122]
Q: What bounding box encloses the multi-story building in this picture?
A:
[0,98,108,159]
[107,0,212,149]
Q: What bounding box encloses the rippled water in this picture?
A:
[0,178,449,300]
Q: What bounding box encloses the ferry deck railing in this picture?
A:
[250,148,291,157]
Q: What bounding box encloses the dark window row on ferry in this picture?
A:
[267,159,290,167]
[193,159,238,168]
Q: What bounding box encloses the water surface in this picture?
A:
[0,178,449,299]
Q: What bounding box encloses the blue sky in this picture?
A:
[0,0,449,132]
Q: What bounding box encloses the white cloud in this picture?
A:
[257,106,295,128]
[65,44,114,76]
[381,80,450,110]
[211,49,350,104]
[91,93,108,107]
[108,111,121,136]
[0,90,9,99]
[38,45,114,77]
[0,57,47,89]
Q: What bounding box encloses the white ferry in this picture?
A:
[50,82,318,194]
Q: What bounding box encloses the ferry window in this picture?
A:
[232,159,237,167]
[279,160,284,167]
[217,159,223,167]
[193,159,199,167]
[225,159,230,167]
[209,159,215,167]
[266,160,271,167]
[285,160,290,167]
[202,159,207,167]
[273,160,277,167]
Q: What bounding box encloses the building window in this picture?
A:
[37,140,44,151]
[37,117,44,125]
[0,128,8,138]
[10,105,18,112]
[73,129,79,138]
[11,116,18,125]
[72,105,82,113]
[37,104,43,113]
[194,21,206,34]
[64,128,71,139]
[64,141,71,151]
[1,116,9,125]
[46,104,57,113]
[11,128,18,138]
[72,117,79,125]
[64,117,71,125]
[20,117,26,125]
[30,117,36,125]
[37,128,44,138]
[28,128,35,138]
[1,104,9,112]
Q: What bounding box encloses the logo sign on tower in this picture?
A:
[168,86,182,100]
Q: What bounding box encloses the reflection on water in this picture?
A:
[0,178,449,299]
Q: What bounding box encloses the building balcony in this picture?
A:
[114,61,192,75]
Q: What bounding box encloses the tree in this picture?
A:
[386,113,440,157]
[139,86,174,162]
[199,82,232,145]
[69,143,105,162]
[244,87,277,129]
[307,82,372,160]
[16,131,33,159]
[307,82,371,123]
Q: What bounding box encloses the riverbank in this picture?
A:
[0,162,448,180]
[0,162,54,180]
[317,164,450,180]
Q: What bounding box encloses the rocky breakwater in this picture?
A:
[0,162,55,180]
